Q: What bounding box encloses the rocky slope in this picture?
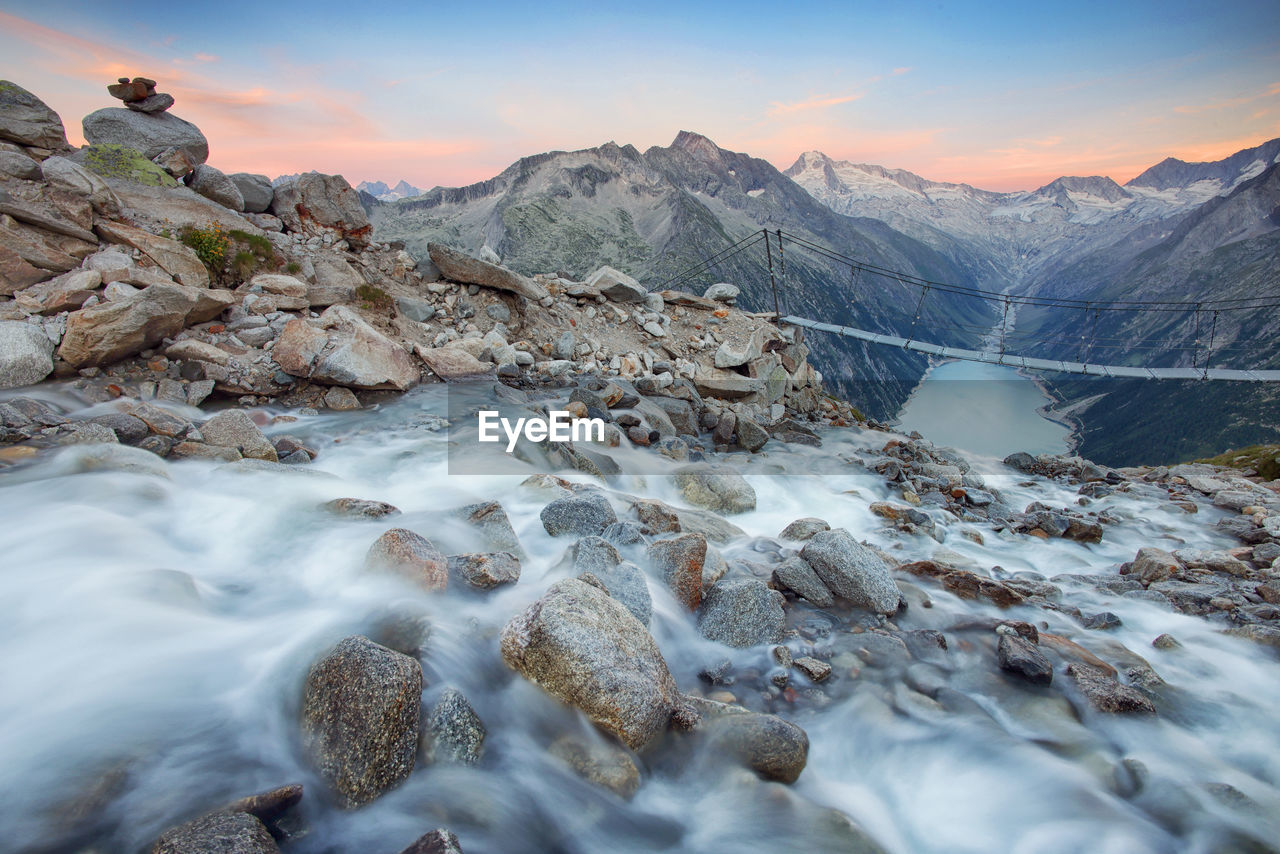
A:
[366,131,996,419]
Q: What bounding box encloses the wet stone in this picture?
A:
[365,528,448,592]
[697,578,786,648]
[151,811,279,854]
[772,556,835,608]
[399,829,465,854]
[300,636,422,808]
[447,552,520,590]
[996,632,1053,685]
[1065,663,1156,714]
[794,657,832,683]
[422,687,486,766]
[323,497,401,519]
[541,492,617,537]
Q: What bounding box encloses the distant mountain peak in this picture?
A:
[1035,175,1131,203]
[669,130,723,159]
[358,179,423,201]
[1127,138,1280,192]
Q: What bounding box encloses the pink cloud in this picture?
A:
[768,93,862,117]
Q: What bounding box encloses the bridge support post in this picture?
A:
[763,229,780,319]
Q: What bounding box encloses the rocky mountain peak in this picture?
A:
[1126,137,1280,192]
[668,130,724,161]
[1034,175,1131,203]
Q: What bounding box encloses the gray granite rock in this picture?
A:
[300,636,422,807]
[800,528,900,613]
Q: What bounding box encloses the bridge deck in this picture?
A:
[780,316,1280,382]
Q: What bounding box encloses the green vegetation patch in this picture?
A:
[356,283,392,311]
[79,143,176,187]
[1196,445,1280,481]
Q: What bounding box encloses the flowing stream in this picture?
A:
[1,384,1277,853]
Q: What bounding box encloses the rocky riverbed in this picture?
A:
[2,78,1280,854]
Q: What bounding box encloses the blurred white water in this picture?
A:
[0,385,1276,853]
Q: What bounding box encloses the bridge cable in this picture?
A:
[905,285,931,346]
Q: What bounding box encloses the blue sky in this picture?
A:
[2,0,1277,190]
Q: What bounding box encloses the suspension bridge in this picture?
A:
[654,229,1280,381]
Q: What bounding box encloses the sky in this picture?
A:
[2,0,1278,192]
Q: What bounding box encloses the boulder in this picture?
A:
[308,256,363,306]
[692,368,763,400]
[703,283,739,303]
[0,242,52,292]
[0,80,68,149]
[0,320,54,388]
[14,269,100,314]
[673,464,756,513]
[698,704,809,783]
[151,811,278,854]
[416,345,492,381]
[274,306,419,391]
[698,578,785,648]
[0,147,40,180]
[541,492,618,537]
[1130,547,1180,585]
[427,243,548,301]
[200,409,277,462]
[187,164,244,211]
[104,181,263,236]
[40,156,121,214]
[365,528,448,592]
[243,273,308,310]
[772,556,835,607]
[714,327,767,368]
[166,339,230,365]
[800,528,900,613]
[82,108,208,164]
[71,143,177,187]
[58,283,234,367]
[779,517,830,541]
[447,552,520,590]
[500,578,685,750]
[549,735,641,799]
[1065,663,1156,714]
[996,632,1053,685]
[422,687,486,765]
[736,415,769,452]
[228,173,273,213]
[586,266,645,303]
[453,500,525,556]
[646,533,707,610]
[300,636,422,808]
[94,220,208,288]
[270,173,371,248]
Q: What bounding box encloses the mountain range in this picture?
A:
[364,134,1280,464]
[366,131,995,418]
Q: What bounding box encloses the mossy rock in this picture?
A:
[74,143,176,187]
